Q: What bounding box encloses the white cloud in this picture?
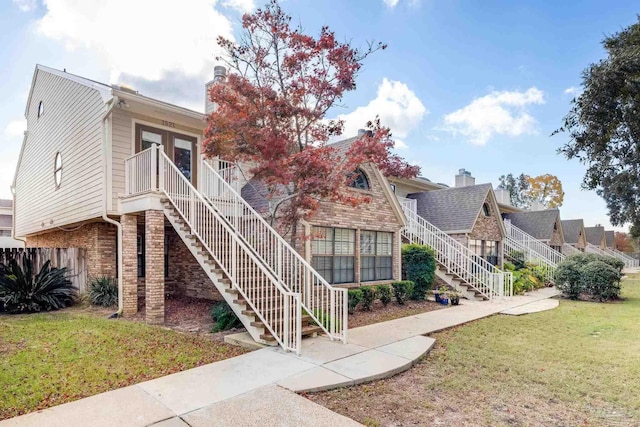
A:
[36,0,238,83]
[383,0,400,6]
[564,86,577,94]
[337,78,427,149]
[383,0,420,7]
[442,87,544,145]
[5,119,27,138]
[222,0,254,12]
[12,0,37,12]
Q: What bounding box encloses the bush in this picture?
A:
[348,288,363,314]
[378,284,392,306]
[89,276,118,307]
[392,281,414,305]
[508,250,526,270]
[313,308,341,331]
[360,286,377,310]
[210,301,242,332]
[402,244,436,300]
[582,260,621,301]
[554,259,584,299]
[0,255,76,313]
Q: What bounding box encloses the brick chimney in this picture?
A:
[455,168,475,188]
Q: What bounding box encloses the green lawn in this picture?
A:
[0,309,245,420]
[309,274,640,426]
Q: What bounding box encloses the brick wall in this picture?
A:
[122,214,138,315]
[549,229,563,246]
[145,210,164,324]
[26,221,117,279]
[304,164,404,286]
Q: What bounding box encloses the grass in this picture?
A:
[309,274,640,426]
[0,308,246,420]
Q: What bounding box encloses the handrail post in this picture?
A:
[330,289,335,337]
[158,152,164,191]
[284,294,291,351]
[151,144,158,191]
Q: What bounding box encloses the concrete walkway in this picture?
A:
[1,287,559,427]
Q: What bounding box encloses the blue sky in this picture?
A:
[1,0,638,231]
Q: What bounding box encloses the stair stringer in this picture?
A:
[163,206,271,345]
[434,266,485,301]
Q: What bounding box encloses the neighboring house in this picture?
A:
[585,226,606,249]
[562,219,587,251]
[605,230,615,249]
[502,209,565,252]
[406,182,506,267]
[0,199,23,248]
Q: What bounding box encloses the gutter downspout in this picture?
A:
[10,133,28,248]
[101,96,124,315]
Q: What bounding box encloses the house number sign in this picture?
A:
[162,120,176,128]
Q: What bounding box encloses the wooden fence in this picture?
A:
[0,247,88,293]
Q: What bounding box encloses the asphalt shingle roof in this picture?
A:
[605,230,615,248]
[585,226,605,246]
[407,184,492,232]
[503,209,561,241]
[561,219,584,245]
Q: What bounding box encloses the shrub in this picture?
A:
[582,261,622,301]
[402,244,436,300]
[360,286,377,311]
[508,250,526,270]
[313,308,341,331]
[0,255,76,313]
[210,301,242,332]
[89,276,118,307]
[554,259,584,299]
[503,261,516,272]
[348,288,363,314]
[378,284,392,306]
[392,281,414,305]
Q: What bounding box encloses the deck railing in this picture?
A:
[125,147,157,195]
[504,235,555,283]
[561,243,581,255]
[125,146,302,353]
[602,246,639,268]
[199,160,348,343]
[400,198,511,300]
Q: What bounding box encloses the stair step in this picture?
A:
[260,325,324,342]
[250,314,313,328]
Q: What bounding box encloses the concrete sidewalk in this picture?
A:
[1,288,559,427]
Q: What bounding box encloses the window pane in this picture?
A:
[376,256,393,280]
[360,256,375,282]
[142,130,162,150]
[334,228,355,255]
[312,256,333,284]
[485,241,498,256]
[469,239,482,256]
[360,231,375,255]
[376,232,393,256]
[174,138,192,180]
[333,256,354,284]
[312,227,333,255]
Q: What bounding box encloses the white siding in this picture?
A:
[14,70,106,237]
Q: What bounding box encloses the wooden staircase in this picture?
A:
[163,201,322,345]
[435,264,487,301]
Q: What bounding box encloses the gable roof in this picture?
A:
[561,219,585,244]
[585,226,605,246]
[407,183,495,233]
[503,209,562,241]
[605,230,615,248]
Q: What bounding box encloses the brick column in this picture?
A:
[145,210,165,324]
[121,214,138,316]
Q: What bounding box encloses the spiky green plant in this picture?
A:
[0,255,76,313]
[89,276,118,307]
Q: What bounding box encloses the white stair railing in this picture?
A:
[603,247,639,268]
[125,146,303,354]
[503,236,555,283]
[199,159,348,343]
[562,243,581,255]
[400,199,511,300]
[585,243,611,257]
[504,220,565,266]
[611,249,639,267]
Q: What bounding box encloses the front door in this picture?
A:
[135,123,198,185]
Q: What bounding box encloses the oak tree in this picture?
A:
[556,17,640,228]
[526,174,564,208]
[498,173,531,208]
[203,1,418,242]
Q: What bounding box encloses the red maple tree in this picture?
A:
[203,1,419,242]
[614,232,636,252]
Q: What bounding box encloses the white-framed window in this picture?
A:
[348,169,370,190]
[54,152,63,188]
[38,101,44,118]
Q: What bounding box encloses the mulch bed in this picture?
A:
[349,299,448,328]
[128,295,247,342]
